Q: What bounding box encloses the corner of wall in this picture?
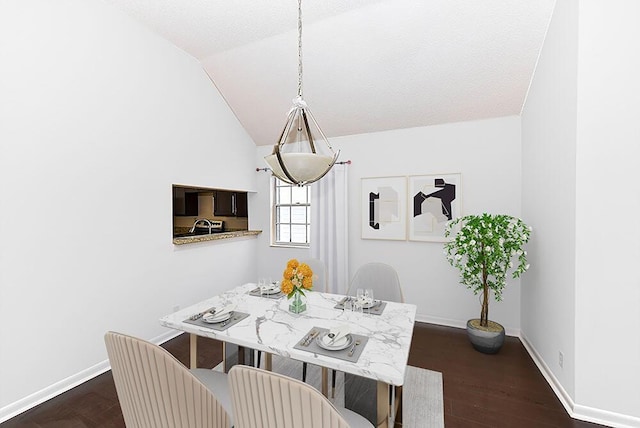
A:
[520,331,639,428]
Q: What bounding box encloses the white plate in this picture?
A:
[260,287,281,295]
[359,299,380,309]
[202,311,232,324]
[316,332,353,351]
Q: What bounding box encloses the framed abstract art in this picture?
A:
[361,176,407,240]
[408,173,461,242]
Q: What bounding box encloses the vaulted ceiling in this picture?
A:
[105,0,556,146]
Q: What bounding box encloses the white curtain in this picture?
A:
[310,164,349,294]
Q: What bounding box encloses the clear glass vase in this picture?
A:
[289,292,307,314]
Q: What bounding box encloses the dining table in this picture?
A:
[159,283,417,428]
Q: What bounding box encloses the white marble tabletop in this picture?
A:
[160,283,417,386]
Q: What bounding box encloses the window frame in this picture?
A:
[271,178,311,248]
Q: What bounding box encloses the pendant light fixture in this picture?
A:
[264,0,339,186]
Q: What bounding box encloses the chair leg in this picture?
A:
[256,350,262,368]
[301,363,330,389]
[331,370,336,398]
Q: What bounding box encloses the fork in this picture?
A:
[347,340,361,357]
[302,330,319,346]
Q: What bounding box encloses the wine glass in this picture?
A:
[365,288,374,306]
[352,299,363,314]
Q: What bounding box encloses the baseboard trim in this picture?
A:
[0,360,111,423]
[519,332,640,428]
[518,333,575,414]
[0,329,181,424]
[573,404,640,428]
[415,314,467,330]
[415,314,521,337]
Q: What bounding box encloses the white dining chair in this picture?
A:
[104,331,233,428]
[228,365,374,428]
[346,262,404,303]
[301,257,328,292]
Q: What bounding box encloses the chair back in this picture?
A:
[301,258,328,292]
[228,365,352,428]
[104,331,230,428]
[347,262,404,303]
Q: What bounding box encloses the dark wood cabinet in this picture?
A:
[173,188,199,216]
[214,191,234,216]
[235,192,248,217]
[214,191,247,217]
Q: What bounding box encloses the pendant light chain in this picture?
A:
[297,0,303,99]
[263,0,339,186]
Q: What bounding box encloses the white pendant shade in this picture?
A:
[264,98,339,186]
[265,153,335,185]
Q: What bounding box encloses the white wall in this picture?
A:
[0,0,258,418]
[256,117,524,332]
[520,0,579,402]
[522,0,640,425]
[574,0,640,422]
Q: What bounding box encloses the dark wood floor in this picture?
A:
[1,323,605,428]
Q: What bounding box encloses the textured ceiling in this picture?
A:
[105,0,556,146]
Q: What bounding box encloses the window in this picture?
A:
[272,178,310,246]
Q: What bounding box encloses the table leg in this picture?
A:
[222,342,227,372]
[238,346,245,365]
[265,353,272,371]
[190,333,197,369]
[377,381,389,428]
[322,367,329,397]
[393,386,403,427]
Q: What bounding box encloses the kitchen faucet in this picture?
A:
[189,218,213,234]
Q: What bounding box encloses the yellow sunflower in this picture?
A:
[302,276,313,290]
[281,279,294,295]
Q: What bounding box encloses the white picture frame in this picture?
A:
[408,173,462,242]
[361,176,407,240]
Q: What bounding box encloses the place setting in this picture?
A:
[294,324,368,363]
[183,304,249,331]
[334,288,387,315]
[248,278,285,299]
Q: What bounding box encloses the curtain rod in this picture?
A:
[256,160,351,173]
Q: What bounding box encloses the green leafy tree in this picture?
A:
[444,214,532,327]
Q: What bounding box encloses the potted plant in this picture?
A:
[444,213,531,353]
